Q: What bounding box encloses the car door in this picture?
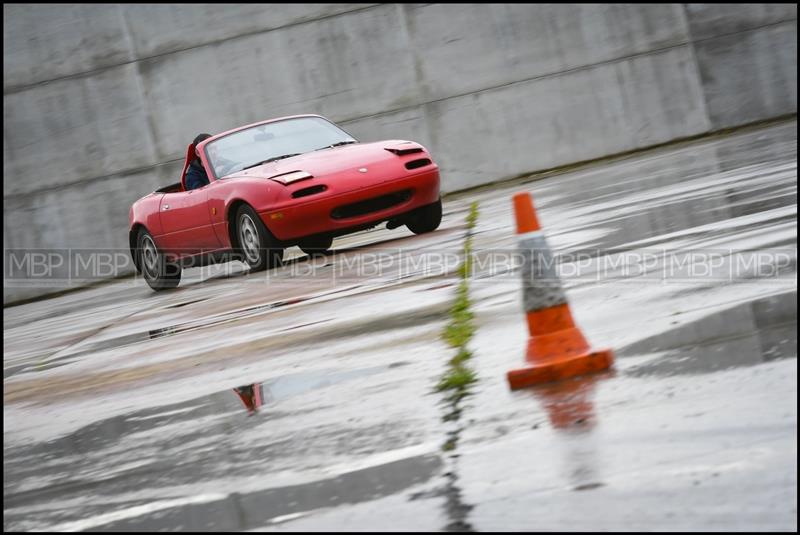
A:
[158,185,221,257]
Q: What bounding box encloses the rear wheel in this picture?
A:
[406,198,442,235]
[299,235,333,257]
[236,204,284,272]
[137,229,181,291]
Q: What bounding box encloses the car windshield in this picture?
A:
[205,117,357,177]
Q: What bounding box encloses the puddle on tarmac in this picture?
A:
[4,362,440,532]
[5,452,442,532]
[7,364,398,460]
[14,290,359,377]
[524,123,797,251]
[620,291,797,376]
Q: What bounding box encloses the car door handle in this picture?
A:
[163,204,170,210]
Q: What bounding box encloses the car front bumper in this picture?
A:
[258,168,441,242]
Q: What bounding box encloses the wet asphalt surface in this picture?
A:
[3,120,797,531]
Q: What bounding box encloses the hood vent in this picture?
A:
[385,146,424,156]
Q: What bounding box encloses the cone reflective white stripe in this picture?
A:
[507,191,613,390]
[517,230,568,312]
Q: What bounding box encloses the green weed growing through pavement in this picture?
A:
[437,201,480,395]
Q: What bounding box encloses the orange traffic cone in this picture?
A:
[507,192,613,390]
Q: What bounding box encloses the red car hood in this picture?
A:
[225,140,427,180]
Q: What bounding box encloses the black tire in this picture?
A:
[406,198,443,235]
[235,204,284,272]
[299,235,333,257]
[137,229,181,291]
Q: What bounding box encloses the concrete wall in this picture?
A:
[3,4,797,303]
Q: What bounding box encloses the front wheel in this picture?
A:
[137,229,181,291]
[236,204,284,272]
[406,198,442,235]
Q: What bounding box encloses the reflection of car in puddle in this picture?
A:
[233,383,266,415]
[229,365,396,415]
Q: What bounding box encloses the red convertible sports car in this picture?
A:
[129,114,442,290]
